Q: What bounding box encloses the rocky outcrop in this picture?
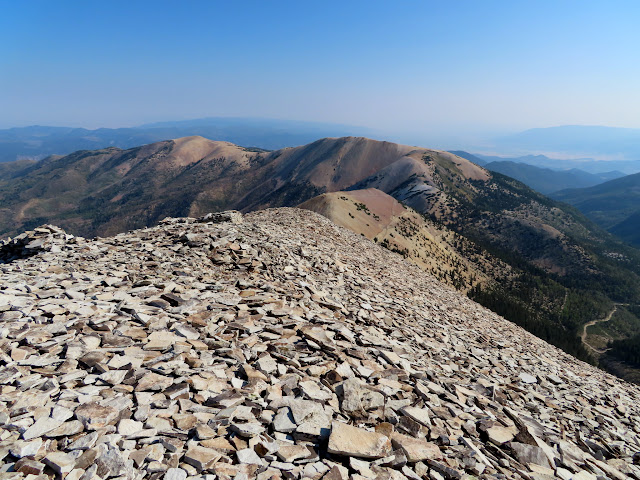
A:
[0,225,72,263]
[1,209,639,480]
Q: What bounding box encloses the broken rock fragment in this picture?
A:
[391,432,442,462]
[327,421,392,459]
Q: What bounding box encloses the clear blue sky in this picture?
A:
[2,1,640,141]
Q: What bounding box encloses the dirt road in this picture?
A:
[580,305,617,354]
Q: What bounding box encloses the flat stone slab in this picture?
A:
[327,421,392,459]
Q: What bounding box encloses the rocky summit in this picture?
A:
[0,208,639,480]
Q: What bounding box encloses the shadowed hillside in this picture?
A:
[552,172,640,247]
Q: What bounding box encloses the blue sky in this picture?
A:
[2,1,639,142]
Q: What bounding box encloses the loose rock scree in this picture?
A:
[1,208,639,480]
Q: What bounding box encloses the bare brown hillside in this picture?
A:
[299,189,498,291]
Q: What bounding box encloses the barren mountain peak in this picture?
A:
[168,136,249,168]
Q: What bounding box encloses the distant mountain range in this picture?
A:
[0,118,372,163]
[5,121,640,181]
[452,151,625,194]
[3,135,640,381]
[552,172,640,248]
[455,149,640,249]
[485,162,623,194]
[472,152,640,175]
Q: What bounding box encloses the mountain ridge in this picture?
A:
[470,152,640,176]
[0,118,373,163]
[3,135,640,378]
[299,188,497,292]
[552,172,640,248]
[483,161,624,195]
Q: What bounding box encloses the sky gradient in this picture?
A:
[2,1,640,143]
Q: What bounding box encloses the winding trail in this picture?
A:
[580,305,617,354]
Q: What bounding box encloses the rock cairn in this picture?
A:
[1,208,639,480]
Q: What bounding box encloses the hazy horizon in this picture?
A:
[3,1,640,141]
[3,117,640,161]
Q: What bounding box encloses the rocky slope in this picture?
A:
[299,189,499,292]
[1,209,639,480]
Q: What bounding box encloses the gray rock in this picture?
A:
[273,407,297,433]
[391,433,442,462]
[10,438,43,458]
[95,445,130,479]
[230,422,265,437]
[400,406,431,426]
[164,468,187,480]
[510,442,552,467]
[237,448,264,465]
[22,417,63,440]
[519,372,537,384]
